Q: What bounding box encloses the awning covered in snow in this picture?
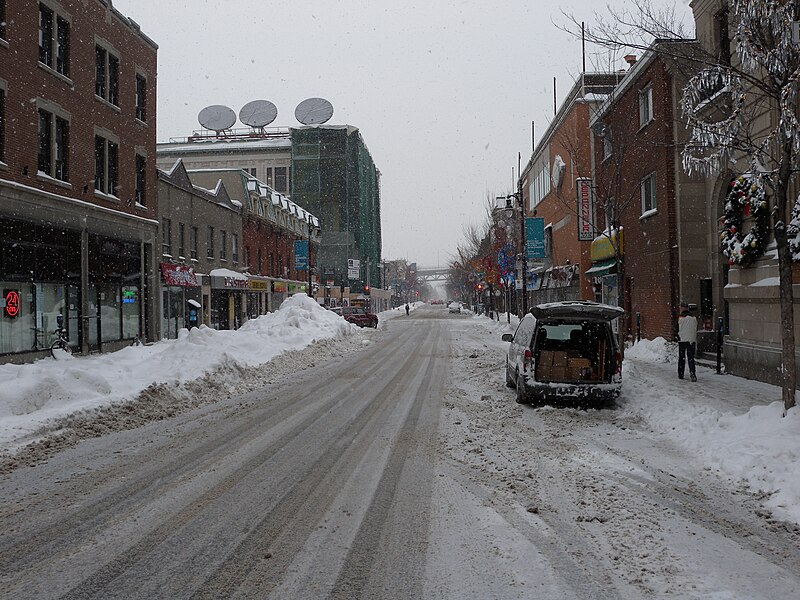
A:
[585,258,617,278]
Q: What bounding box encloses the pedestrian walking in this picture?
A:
[405,303,410,316]
[677,301,698,382]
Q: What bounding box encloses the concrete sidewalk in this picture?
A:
[623,352,782,417]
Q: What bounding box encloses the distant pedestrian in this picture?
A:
[405,303,410,316]
[677,301,698,382]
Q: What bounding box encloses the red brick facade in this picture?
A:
[242,215,317,283]
[0,0,157,214]
[594,58,680,341]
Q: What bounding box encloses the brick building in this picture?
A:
[0,0,158,361]
[519,73,622,308]
[185,168,320,311]
[589,41,709,342]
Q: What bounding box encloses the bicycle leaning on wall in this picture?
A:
[50,314,72,360]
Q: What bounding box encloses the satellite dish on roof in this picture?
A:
[198,105,236,132]
[295,97,334,125]
[239,100,278,128]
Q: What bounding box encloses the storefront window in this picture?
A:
[100,284,120,343]
[122,286,139,339]
[0,283,34,354]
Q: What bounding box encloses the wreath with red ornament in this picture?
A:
[720,175,769,267]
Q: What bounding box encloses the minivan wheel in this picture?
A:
[505,361,515,388]
[515,372,528,404]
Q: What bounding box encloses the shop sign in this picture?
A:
[247,279,269,291]
[576,178,595,241]
[273,281,288,293]
[122,287,137,304]
[590,228,623,261]
[160,263,198,287]
[288,283,307,294]
[525,218,545,259]
[2,289,20,318]
[223,277,248,289]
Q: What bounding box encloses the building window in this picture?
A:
[207,226,215,258]
[641,173,656,215]
[220,230,227,260]
[135,154,146,206]
[95,44,119,106]
[265,167,273,187]
[604,197,615,229]
[638,85,653,127]
[94,135,118,196]
[0,87,5,163]
[1,0,6,40]
[38,108,69,181]
[232,233,239,263]
[135,74,147,121]
[190,226,199,260]
[602,130,612,160]
[178,223,185,258]
[162,218,171,255]
[275,167,287,193]
[39,3,70,77]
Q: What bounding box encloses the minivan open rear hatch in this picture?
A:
[530,301,623,322]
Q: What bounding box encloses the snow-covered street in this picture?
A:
[1,301,799,599]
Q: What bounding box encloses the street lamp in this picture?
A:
[497,185,528,317]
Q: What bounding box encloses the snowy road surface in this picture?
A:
[1,304,799,599]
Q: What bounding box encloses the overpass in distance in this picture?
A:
[415,266,451,282]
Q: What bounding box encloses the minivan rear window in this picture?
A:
[541,323,582,341]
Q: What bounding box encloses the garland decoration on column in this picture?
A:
[720,175,769,267]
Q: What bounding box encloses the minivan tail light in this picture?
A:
[523,348,533,371]
[615,352,622,374]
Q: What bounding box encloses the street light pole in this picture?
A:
[497,185,527,318]
[518,177,528,317]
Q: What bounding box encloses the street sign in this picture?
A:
[348,268,359,279]
[347,258,360,269]
[525,217,545,259]
[793,21,800,44]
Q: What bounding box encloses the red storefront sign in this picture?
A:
[160,263,198,287]
[3,289,20,318]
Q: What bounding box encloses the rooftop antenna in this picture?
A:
[295,97,334,125]
[239,100,278,132]
[198,105,236,136]
[553,77,557,116]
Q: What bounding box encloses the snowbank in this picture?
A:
[625,336,673,363]
[0,294,355,453]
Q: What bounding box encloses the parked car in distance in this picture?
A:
[331,306,379,328]
[448,302,462,313]
[502,301,623,406]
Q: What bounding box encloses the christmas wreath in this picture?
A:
[720,175,769,267]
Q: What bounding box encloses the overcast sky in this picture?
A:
[112,0,693,268]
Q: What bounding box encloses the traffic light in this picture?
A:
[364,284,370,294]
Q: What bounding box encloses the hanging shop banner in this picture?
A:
[294,240,309,271]
[576,178,595,241]
[525,217,545,260]
[160,263,198,287]
[273,281,287,293]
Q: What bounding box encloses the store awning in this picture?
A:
[585,258,617,277]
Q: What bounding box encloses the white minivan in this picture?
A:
[502,301,624,406]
